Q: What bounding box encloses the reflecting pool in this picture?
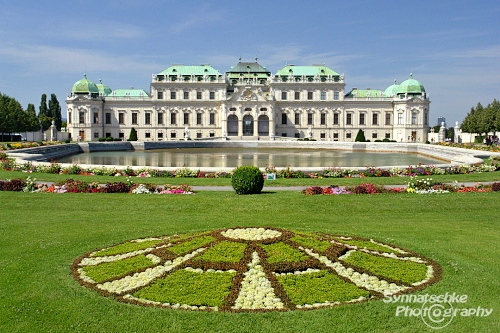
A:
[55,147,444,168]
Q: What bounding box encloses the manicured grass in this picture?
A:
[0,190,499,332]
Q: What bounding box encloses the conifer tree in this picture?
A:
[129,127,138,141]
[355,129,366,142]
[49,94,62,130]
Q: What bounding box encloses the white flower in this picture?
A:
[221,228,281,241]
[233,252,284,309]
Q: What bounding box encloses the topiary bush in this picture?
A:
[355,129,366,142]
[231,165,264,195]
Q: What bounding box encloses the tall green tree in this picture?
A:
[38,94,51,131]
[49,94,62,130]
[26,103,40,132]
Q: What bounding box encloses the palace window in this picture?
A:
[119,112,124,124]
[94,132,98,139]
[183,113,189,125]
[157,91,163,99]
[105,112,111,124]
[93,112,98,124]
[158,113,164,125]
[346,113,352,125]
[372,132,378,139]
[197,91,202,100]
[333,113,339,125]
[209,91,215,100]
[307,91,313,100]
[320,91,326,100]
[79,112,85,124]
[171,113,177,125]
[334,91,339,100]
[281,91,287,100]
[320,133,326,139]
[372,113,378,126]
[307,113,313,125]
[184,91,189,99]
[295,91,300,100]
[398,113,403,125]
[333,133,339,139]
[68,112,72,124]
[170,132,176,139]
[346,132,352,139]
[229,107,236,111]
[385,113,391,125]
[209,132,215,137]
[197,132,202,139]
[424,112,428,125]
[281,113,287,125]
[145,113,151,125]
[145,132,151,139]
[209,113,215,125]
[320,113,326,125]
[132,112,138,125]
[412,112,417,125]
[197,113,202,125]
[385,132,391,139]
[158,132,163,139]
[359,113,365,125]
[171,91,176,99]
[295,113,300,125]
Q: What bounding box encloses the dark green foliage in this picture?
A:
[49,94,62,130]
[0,93,28,137]
[492,182,500,191]
[354,129,366,142]
[461,99,500,135]
[231,165,264,194]
[129,127,138,141]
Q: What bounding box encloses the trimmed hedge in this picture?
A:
[231,165,264,195]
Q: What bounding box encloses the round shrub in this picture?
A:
[231,165,264,195]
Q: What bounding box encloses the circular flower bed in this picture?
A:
[72,227,442,312]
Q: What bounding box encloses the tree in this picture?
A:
[128,127,138,141]
[49,94,62,130]
[355,129,366,142]
[0,93,26,141]
[26,103,40,132]
[39,94,49,117]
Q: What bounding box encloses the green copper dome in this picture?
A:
[384,80,399,97]
[96,79,112,96]
[396,74,425,95]
[72,74,99,94]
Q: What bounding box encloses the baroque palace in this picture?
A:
[66,59,430,142]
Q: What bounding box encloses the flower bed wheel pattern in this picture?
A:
[71,227,441,312]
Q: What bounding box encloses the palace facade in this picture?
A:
[66,60,430,142]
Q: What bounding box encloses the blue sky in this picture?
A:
[0,0,498,126]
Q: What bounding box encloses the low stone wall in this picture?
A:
[5,143,83,162]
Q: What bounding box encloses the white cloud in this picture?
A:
[0,44,160,76]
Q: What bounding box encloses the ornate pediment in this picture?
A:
[228,86,269,102]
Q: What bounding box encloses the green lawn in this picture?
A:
[0,188,498,332]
